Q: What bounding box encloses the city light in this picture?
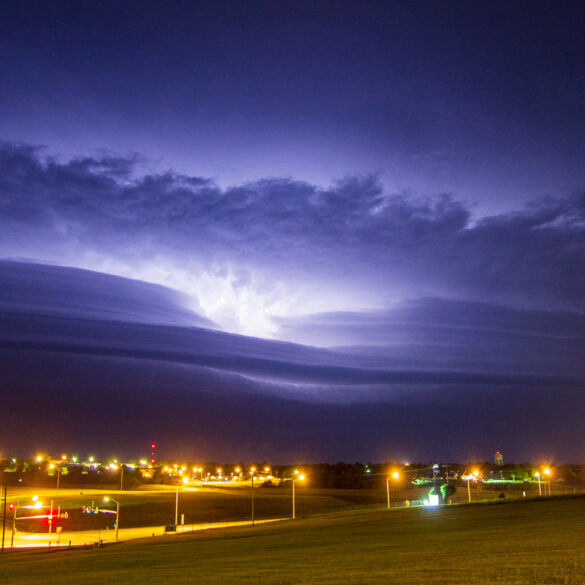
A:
[386,471,399,509]
[292,472,306,519]
[103,497,120,541]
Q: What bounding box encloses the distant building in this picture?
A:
[494,451,504,466]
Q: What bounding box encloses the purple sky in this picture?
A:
[1,1,584,462]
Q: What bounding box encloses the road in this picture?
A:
[5,518,284,549]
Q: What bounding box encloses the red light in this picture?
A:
[8,503,14,511]
[151,443,156,449]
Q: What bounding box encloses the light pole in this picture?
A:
[250,468,256,525]
[10,501,17,549]
[49,464,61,489]
[535,472,542,496]
[543,468,551,495]
[292,472,305,519]
[175,483,179,526]
[386,471,399,509]
[467,470,479,503]
[104,497,120,541]
[1,484,7,553]
[120,465,124,491]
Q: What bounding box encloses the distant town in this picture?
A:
[2,450,584,494]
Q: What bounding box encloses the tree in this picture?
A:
[440,483,456,501]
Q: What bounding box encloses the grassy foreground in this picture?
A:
[3,496,585,585]
[8,483,540,532]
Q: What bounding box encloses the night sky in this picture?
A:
[1,1,584,463]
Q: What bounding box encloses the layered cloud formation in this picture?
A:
[1,261,584,461]
[1,141,584,461]
[1,142,584,337]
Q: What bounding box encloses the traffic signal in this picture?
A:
[8,502,15,511]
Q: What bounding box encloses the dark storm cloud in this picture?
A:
[275,298,585,380]
[0,260,214,327]
[1,142,584,313]
[4,347,584,462]
[2,1,584,210]
[1,262,583,396]
[1,261,584,461]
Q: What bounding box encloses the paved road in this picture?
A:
[5,518,285,549]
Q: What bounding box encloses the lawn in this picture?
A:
[2,495,585,584]
[8,483,528,532]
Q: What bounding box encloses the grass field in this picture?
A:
[2,495,585,584]
[7,482,551,532]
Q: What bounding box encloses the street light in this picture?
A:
[103,497,120,541]
[175,484,179,525]
[250,468,256,525]
[49,464,62,489]
[386,471,399,509]
[292,472,305,519]
[535,472,542,496]
[466,470,479,503]
[543,468,551,495]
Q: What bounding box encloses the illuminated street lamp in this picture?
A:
[543,468,551,495]
[466,470,479,503]
[250,468,256,525]
[535,472,542,496]
[292,472,305,519]
[103,497,120,541]
[386,471,399,509]
[48,463,62,489]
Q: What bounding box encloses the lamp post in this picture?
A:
[1,485,7,553]
[535,472,542,496]
[386,471,399,509]
[10,501,17,549]
[543,468,551,495]
[175,482,179,526]
[467,470,479,503]
[49,464,62,489]
[292,472,305,519]
[250,468,256,525]
[104,497,120,541]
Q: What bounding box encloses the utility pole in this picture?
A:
[11,502,17,548]
[1,484,7,552]
[251,475,255,525]
[174,484,179,526]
